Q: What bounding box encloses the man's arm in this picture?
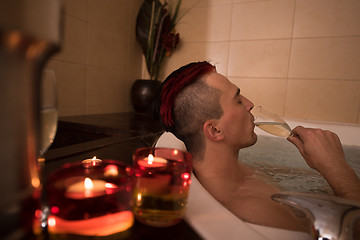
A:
[288,126,360,201]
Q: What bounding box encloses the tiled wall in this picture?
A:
[46,0,143,116]
[50,0,360,125]
[162,0,360,124]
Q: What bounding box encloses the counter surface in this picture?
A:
[43,112,202,240]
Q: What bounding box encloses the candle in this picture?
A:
[82,156,102,168]
[137,154,167,168]
[41,159,134,236]
[65,178,111,199]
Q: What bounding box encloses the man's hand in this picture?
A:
[287,126,360,201]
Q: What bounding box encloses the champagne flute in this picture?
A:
[39,69,58,156]
[252,106,292,138]
[38,69,58,231]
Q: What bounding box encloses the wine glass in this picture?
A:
[39,69,58,157]
[38,69,58,231]
[252,106,292,138]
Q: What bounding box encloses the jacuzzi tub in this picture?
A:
[241,118,360,195]
[155,118,360,240]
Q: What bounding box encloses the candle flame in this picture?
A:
[48,216,56,227]
[84,178,94,190]
[147,154,154,164]
[92,156,97,160]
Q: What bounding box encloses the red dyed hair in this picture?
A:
[156,61,216,131]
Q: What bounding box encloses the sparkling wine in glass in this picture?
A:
[39,69,58,156]
[38,69,58,232]
[252,106,292,138]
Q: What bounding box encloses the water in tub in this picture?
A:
[239,135,360,194]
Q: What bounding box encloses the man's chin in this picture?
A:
[244,133,257,148]
[250,132,258,146]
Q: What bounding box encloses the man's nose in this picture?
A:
[244,97,254,111]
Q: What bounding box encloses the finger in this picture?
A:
[287,134,304,155]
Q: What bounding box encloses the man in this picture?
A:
[152,61,360,231]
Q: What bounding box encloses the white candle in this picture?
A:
[137,154,167,168]
[66,178,107,199]
[82,156,102,167]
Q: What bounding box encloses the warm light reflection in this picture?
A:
[31,177,41,189]
[104,165,119,177]
[51,206,60,214]
[105,183,117,189]
[26,41,48,59]
[6,31,22,50]
[173,149,178,155]
[47,211,134,236]
[181,173,190,180]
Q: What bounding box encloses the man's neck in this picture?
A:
[192,144,253,192]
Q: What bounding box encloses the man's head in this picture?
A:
[153,61,256,156]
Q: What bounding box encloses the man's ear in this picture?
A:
[203,120,224,141]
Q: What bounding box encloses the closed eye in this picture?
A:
[233,88,241,103]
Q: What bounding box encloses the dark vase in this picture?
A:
[130,79,162,113]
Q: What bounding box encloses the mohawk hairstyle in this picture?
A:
[152,61,216,132]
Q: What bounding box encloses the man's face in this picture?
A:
[205,72,257,149]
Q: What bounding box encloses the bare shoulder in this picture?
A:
[225,177,308,231]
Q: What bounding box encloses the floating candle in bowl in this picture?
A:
[65,177,111,199]
[44,159,134,237]
[137,154,167,168]
[132,147,192,227]
[82,156,102,168]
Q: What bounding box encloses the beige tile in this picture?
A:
[285,79,360,123]
[88,0,129,34]
[231,0,295,40]
[182,0,232,8]
[86,67,115,107]
[228,40,291,78]
[127,0,143,80]
[63,0,88,20]
[178,4,232,42]
[86,67,130,112]
[229,77,287,116]
[289,37,360,80]
[161,41,229,80]
[87,26,128,71]
[293,0,360,37]
[112,70,133,110]
[45,60,87,116]
[53,16,87,64]
[233,0,268,3]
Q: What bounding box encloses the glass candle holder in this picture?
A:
[132,148,192,227]
[42,157,134,238]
